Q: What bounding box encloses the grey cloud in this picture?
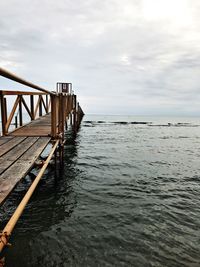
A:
[0,0,200,115]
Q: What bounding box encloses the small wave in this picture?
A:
[83,124,94,127]
[149,161,170,166]
[160,136,190,139]
[130,121,151,125]
[160,136,172,139]
[149,122,199,127]
[112,121,129,124]
[111,121,151,125]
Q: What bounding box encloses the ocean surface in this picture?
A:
[1,115,200,267]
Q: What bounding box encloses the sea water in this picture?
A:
[1,115,200,266]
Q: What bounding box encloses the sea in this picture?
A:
[1,114,200,267]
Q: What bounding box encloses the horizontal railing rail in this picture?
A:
[0,67,54,95]
[0,90,47,96]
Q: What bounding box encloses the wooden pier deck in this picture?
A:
[0,67,84,258]
[9,113,51,136]
[0,135,50,204]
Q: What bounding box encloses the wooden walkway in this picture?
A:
[0,123,51,204]
[0,117,51,204]
[0,67,84,259]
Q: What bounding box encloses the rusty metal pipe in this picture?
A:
[0,140,59,253]
[0,67,54,95]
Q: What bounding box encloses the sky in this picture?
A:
[0,0,200,115]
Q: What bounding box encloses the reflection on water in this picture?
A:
[1,115,200,266]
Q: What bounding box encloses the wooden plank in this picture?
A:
[10,127,51,136]
[0,162,35,204]
[0,137,39,175]
[10,133,50,137]
[0,137,26,157]
[20,137,50,160]
[0,137,51,204]
[0,136,14,146]
[0,137,38,161]
[6,113,50,136]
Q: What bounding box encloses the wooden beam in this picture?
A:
[0,90,47,96]
[41,95,48,113]
[0,67,54,95]
[5,96,20,132]
[21,96,33,120]
[34,95,41,119]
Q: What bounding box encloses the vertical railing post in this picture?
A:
[46,95,49,113]
[58,94,62,134]
[73,95,77,132]
[39,96,42,117]
[0,94,7,135]
[61,94,65,136]
[30,95,34,120]
[65,95,68,130]
[15,115,18,128]
[77,102,81,128]
[19,96,23,126]
[4,98,7,123]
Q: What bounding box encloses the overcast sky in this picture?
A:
[0,0,200,115]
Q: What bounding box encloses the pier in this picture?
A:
[0,68,84,260]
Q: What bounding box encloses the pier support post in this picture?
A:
[70,112,73,126]
[73,95,77,132]
[51,95,57,139]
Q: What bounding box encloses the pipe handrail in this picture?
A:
[0,67,55,95]
[0,90,48,96]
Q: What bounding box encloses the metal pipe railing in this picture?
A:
[0,67,54,95]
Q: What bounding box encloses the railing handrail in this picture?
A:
[0,90,48,96]
[0,67,55,95]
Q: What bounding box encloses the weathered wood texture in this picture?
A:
[0,136,50,204]
[9,114,52,136]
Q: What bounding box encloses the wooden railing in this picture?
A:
[0,90,50,135]
[0,90,84,137]
[0,67,84,138]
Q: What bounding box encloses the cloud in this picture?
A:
[0,0,200,115]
